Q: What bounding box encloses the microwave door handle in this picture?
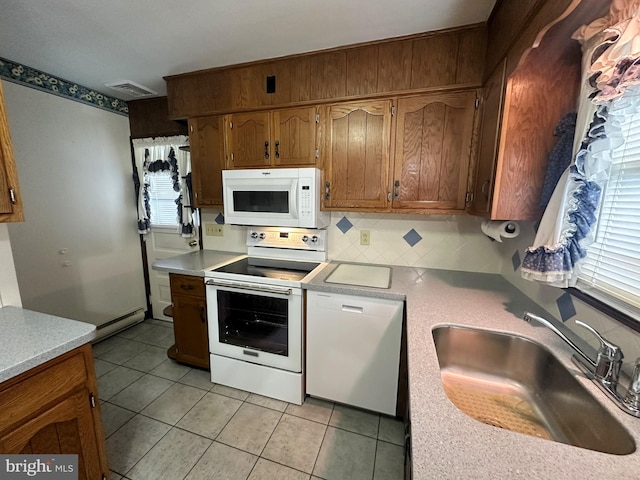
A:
[290,179,298,218]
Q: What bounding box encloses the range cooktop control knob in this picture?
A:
[311,235,319,243]
[250,231,258,239]
[259,233,266,239]
[302,235,309,242]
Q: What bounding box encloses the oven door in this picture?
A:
[205,279,302,372]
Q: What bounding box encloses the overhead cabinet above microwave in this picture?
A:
[222,167,330,228]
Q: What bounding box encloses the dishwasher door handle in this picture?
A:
[341,304,364,313]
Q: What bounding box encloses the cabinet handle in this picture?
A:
[200,306,206,323]
[9,188,16,204]
[387,192,391,202]
[264,141,270,159]
[481,180,490,197]
[394,180,400,200]
[181,284,195,290]
[275,140,280,159]
[325,181,331,200]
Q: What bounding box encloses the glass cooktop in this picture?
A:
[212,257,320,282]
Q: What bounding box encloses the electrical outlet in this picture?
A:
[360,230,370,246]
[205,223,224,236]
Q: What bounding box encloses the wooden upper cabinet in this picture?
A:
[227,107,317,169]
[0,80,23,222]
[392,91,478,211]
[227,111,271,168]
[271,107,317,166]
[188,115,226,206]
[468,60,506,216]
[323,100,393,209]
[165,25,486,120]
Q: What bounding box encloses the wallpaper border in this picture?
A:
[0,57,129,116]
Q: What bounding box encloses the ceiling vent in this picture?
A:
[104,80,157,97]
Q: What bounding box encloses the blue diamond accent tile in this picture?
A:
[557,292,576,322]
[403,228,423,247]
[511,250,521,271]
[215,213,225,224]
[336,216,353,234]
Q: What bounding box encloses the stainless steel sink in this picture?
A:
[432,325,635,455]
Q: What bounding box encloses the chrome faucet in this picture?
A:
[523,311,640,418]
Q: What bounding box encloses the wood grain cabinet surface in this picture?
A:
[0,344,109,480]
[392,91,478,212]
[188,115,226,207]
[227,107,317,169]
[470,0,609,221]
[0,80,23,222]
[169,273,210,369]
[322,99,393,210]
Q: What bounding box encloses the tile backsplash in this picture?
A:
[201,210,504,274]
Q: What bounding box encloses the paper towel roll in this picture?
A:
[481,220,520,242]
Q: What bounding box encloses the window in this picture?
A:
[577,87,640,320]
[147,171,179,227]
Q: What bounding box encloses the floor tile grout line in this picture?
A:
[307,401,335,478]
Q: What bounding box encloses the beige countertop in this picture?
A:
[305,262,640,479]
[151,249,245,276]
[0,306,96,383]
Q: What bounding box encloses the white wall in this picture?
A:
[0,224,21,307]
[3,82,146,326]
[496,221,640,375]
[201,208,504,273]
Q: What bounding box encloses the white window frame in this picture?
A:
[576,87,640,322]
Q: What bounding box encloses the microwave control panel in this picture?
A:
[298,176,315,222]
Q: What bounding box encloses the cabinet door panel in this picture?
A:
[228,112,271,168]
[172,294,209,369]
[325,100,392,209]
[393,91,477,210]
[189,115,225,206]
[0,390,102,480]
[272,107,317,166]
[468,61,506,215]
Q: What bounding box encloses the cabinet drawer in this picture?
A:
[0,350,88,434]
[170,274,205,297]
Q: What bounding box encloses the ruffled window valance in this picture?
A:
[132,135,194,237]
[522,0,640,287]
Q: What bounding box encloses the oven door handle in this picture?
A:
[205,280,292,296]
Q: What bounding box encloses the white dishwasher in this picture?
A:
[306,290,403,415]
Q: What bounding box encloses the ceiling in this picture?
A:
[0,0,497,101]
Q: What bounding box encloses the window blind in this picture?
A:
[577,93,640,319]
[147,172,179,227]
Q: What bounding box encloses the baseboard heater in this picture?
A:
[93,307,146,341]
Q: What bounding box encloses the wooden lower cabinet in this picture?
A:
[0,344,109,480]
[170,273,210,369]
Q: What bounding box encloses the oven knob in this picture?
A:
[250,231,258,239]
[259,233,266,239]
[311,235,319,243]
[302,235,309,243]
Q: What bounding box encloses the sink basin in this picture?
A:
[432,325,635,455]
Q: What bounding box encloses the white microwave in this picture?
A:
[222,168,330,228]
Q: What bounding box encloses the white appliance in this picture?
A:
[306,290,403,415]
[205,226,327,404]
[222,167,330,228]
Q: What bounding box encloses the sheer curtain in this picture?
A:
[521,0,640,287]
[132,135,194,237]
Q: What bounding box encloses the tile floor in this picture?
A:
[93,319,406,480]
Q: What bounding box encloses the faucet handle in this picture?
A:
[624,358,640,412]
[575,320,623,386]
[575,320,623,361]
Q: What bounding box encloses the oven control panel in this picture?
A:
[246,227,327,251]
